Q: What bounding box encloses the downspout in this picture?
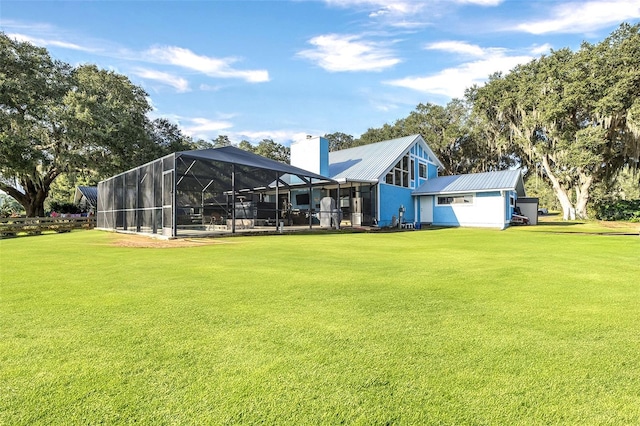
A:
[501,190,507,230]
[376,181,381,226]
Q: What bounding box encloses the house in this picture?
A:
[290,134,526,229]
[289,134,442,227]
[96,134,528,238]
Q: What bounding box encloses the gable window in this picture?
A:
[419,163,427,179]
[385,173,393,184]
[437,195,473,205]
[384,154,411,188]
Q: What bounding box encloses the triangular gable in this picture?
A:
[328,134,444,183]
[74,186,98,207]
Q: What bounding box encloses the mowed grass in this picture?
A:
[1,226,639,425]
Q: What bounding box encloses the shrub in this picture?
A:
[49,201,83,215]
[595,199,640,222]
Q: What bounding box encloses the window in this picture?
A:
[419,163,427,178]
[437,195,473,205]
[296,193,310,205]
[384,154,411,188]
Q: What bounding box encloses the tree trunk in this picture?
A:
[541,155,575,220]
[25,189,47,217]
[575,174,593,219]
[1,175,53,217]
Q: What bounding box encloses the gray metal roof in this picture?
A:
[413,169,526,196]
[75,186,98,207]
[328,134,444,182]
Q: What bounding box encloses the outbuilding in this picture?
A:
[412,169,526,229]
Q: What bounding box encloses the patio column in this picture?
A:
[308,178,313,229]
[231,164,236,234]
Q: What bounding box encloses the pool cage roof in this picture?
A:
[177,145,332,184]
[97,146,337,238]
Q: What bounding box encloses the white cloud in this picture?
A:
[199,84,222,92]
[180,117,234,138]
[324,0,502,27]
[145,46,269,83]
[386,47,533,98]
[6,32,96,52]
[531,43,553,55]
[133,68,190,93]
[425,40,486,57]
[515,0,640,34]
[297,34,400,72]
[325,0,421,13]
[324,0,429,28]
[454,0,503,5]
[233,130,313,145]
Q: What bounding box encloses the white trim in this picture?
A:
[415,188,514,196]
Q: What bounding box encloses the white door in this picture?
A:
[419,196,433,223]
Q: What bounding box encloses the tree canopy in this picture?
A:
[0,33,192,216]
[471,23,640,219]
[236,138,290,163]
[324,132,356,152]
[356,100,516,175]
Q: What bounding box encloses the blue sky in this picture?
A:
[1,0,639,146]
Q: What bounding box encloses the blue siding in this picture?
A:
[428,163,438,179]
[432,205,460,226]
[379,184,415,226]
[319,137,329,176]
[506,190,517,220]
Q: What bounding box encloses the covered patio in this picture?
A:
[97,146,337,238]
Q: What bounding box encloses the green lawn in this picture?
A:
[1,226,639,425]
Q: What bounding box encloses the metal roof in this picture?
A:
[74,186,98,207]
[413,169,526,196]
[328,134,444,182]
[177,146,335,182]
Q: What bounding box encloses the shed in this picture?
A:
[515,197,539,225]
[413,169,526,229]
[74,186,98,213]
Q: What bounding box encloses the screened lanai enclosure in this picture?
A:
[97,146,337,237]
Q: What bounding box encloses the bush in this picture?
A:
[595,199,640,222]
[49,201,83,215]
